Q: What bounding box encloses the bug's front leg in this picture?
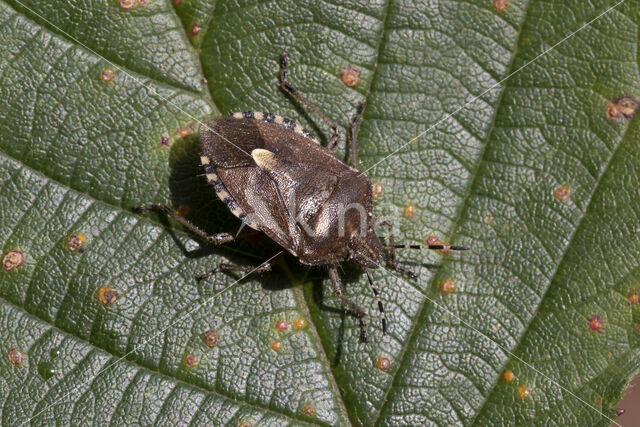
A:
[328,266,368,342]
[279,54,341,151]
[133,204,236,245]
[347,102,365,169]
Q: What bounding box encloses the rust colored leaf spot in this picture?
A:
[293,318,307,330]
[176,205,191,218]
[184,353,197,367]
[203,330,219,348]
[340,66,360,88]
[516,384,531,398]
[588,315,604,332]
[503,370,515,382]
[2,249,24,272]
[98,287,118,306]
[99,68,115,83]
[301,403,316,417]
[271,340,282,351]
[439,279,456,294]
[160,135,170,146]
[238,422,251,427]
[119,0,135,10]
[629,291,640,305]
[7,348,24,366]
[376,357,390,372]
[493,0,509,12]
[554,185,571,201]
[607,95,638,121]
[66,233,86,252]
[172,0,182,4]
[190,23,201,36]
[372,183,383,200]
[403,204,415,218]
[275,320,288,331]
[176,127,190,138]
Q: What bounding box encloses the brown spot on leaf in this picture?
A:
[301,403,316,417]
[119,0,135,10]
[177,127,190,138]
[98,287,118,306]
[554,186,571,201]
[66,233,86,252]
[203,330,219,348]
[271,340,282,351]
[7,348,24,366]
[403,204,415,218]
[238,422,251,427]
[184,353,197,367]
[588,315,604,332]
[516,384,531,398]
[372,183,383,200]
[2,249,24,272]
[275,320,288,331]
[629,291,640,305]
[376,357,390,372]
[99,68,115,83]
[439,279,456,294]
[493,0,509,11]
[503,370,515,382]
[607,95,638,121]
[293,318,307,330]
[340,66,360,88]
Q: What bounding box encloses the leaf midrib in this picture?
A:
[369,0,633,424]
[365,0,531,423]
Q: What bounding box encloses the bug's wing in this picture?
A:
[251,149,338,225]
[216,166,301,252]
[199,117,264,168]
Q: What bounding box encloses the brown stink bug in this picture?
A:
[136,55,467,341]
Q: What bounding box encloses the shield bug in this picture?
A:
[136,55,468,341]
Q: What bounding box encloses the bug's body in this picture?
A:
[135,55,467,341]
[199,112,384,269]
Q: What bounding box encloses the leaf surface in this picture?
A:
[1,0,639,425]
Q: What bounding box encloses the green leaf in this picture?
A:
[1,0,639,425]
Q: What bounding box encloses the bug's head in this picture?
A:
[348,228,385,269]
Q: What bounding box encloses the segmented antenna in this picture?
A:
[365,270,387,335]
[390,244,469,251]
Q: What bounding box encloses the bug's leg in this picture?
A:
[328,265,368,342]
[379,219,418,278]
[347,102,365,169]
[134,204,235,245]
[196,262,272,283]
[279,54,340,151]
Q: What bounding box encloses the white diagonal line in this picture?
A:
[27,251,282,424]
[10,0,253,158]
[367,258,621,426]
[360,0,626,176]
